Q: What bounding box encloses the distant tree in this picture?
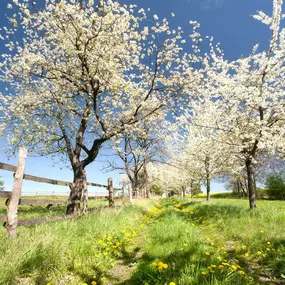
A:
[189,181,202,197]
[105,119,171,198]
[266,174,285,200]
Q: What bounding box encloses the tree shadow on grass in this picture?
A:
[180,203,246,224]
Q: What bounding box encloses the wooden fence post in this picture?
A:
[108,178,114,207]
[6,147,27,238]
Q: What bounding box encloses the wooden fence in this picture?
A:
[0,147,121,237]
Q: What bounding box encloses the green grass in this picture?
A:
[0,198,285,285]
[0,196,109,220]
[125,198,285,285]
[0,200,152,285]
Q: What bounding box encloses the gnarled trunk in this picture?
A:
[245,158,256,209]
[67,167,88,215]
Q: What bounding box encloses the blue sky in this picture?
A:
[0,0,275,194]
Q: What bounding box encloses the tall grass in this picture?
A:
[0,202,150,285]
[1,197,285,284]
[126,198,285,285]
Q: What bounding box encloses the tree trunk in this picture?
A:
[239,181,247,197]
[128,185,133,203]
[146,187,151,199]
[122,185,125,200]
[182,187,186,200]
[206,176,211,201]
[67,167,87,215]
[245,158,256,209]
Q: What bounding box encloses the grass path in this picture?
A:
[1,197,285,284]
[106,198,285,285]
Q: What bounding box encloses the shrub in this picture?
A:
[266,174,285,199]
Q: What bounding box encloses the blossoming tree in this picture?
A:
[188,0,285,208]
[0,0,201,214]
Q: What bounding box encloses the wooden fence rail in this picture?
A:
[0,162,121,190]
[0,148,122,237]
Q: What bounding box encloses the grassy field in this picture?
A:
[0,197,285,285]
[0,197,109,220]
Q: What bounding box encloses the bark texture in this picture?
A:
[245,158,256,209]
[67,167,87,215]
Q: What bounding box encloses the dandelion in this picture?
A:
[205,252,210,255]
[152,262,157,267]
[245,252,249,257]
[46,283,51,285]
[169,282,176,285]
[201,271,207,275]
[218,265,224,270]
[183,243,188,247]
[266,248,270,251]
[91,282,97,285]
[257,251,262,255]
[267,241,271,245]
[163,263,168,269]
[239,270,246,275]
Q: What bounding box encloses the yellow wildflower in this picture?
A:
[183,243,189,247]
[257,251,262,255]
[218,265,224,270]
[201,271,207,275]
[205,252,210,255]
[152,262,157,267]
[169,283,176,285]
[163,263,168,269]
[91,282,97,285]
[267,241,271,245]
[239,270,246,275]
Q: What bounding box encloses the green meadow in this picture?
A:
[0,197,285,285]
